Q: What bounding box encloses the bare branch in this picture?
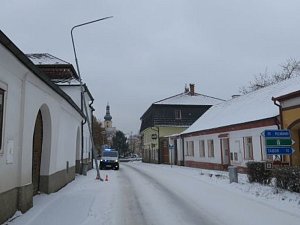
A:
[239,58,300,94]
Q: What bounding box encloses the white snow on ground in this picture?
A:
[4,162,300,225]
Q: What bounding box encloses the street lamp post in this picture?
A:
[71,16,113,180]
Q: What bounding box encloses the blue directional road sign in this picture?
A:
[266,147,294,155]
[264,130,291,138]
[264,129,294,155]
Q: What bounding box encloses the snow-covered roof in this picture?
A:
[26,53,79,81]
[154,92,224,106]
[182,76,300,134]
[26,53,71,65]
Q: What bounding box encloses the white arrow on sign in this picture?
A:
[292,139,295,145]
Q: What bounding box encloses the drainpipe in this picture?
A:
[81,91,87,174]
[272,97,282,129]
[89,99,95,169]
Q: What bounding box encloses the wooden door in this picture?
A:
[32,111,43,195]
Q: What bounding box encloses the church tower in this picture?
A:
[104,103,112,128]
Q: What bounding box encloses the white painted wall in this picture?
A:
[184,133,222,164]
[182,125,277,168]
[59,85,81,107]
[176,138,183,162]
[0,44,82,193]
[281,96,300,109]
[60,85,93,162]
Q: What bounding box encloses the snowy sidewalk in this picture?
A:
[5,170,118,225]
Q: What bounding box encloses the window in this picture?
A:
[199,140,205,157]
[234,152,238,161]
[0,89,4,151]
[175,110,182,119]
[207,139,214,157]
[231,152,238,161]
[244,137,253,160]
[186,141,194,156]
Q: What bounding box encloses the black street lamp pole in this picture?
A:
[71,16,113,180]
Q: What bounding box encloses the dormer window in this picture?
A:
[175,110,181,120]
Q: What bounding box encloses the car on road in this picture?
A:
[100,149,119,170]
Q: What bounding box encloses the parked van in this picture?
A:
[100,149,119,170]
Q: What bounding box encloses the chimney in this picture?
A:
[189,83,195,96]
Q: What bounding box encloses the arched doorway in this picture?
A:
[288,120,300,165]
[32,110,43,195]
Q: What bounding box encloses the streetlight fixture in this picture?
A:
[70,16,113,180]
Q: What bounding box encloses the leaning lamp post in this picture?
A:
[71,16,113,180]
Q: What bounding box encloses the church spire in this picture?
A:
[104,103,113,129]
[104,103,112,121]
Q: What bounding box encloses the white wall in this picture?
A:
[0,44,82,193]
[182,125,277,167]
[60,85,81,107]
[60,85,93,162]
[184,133,222,164]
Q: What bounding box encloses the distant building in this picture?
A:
[103,103,116,146]
[128,134,142,156]
[140,84,224,164]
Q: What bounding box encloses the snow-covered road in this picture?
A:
[5,162,300,225]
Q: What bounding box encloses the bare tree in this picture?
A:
[92,115,106,154]
[240,58,300,94]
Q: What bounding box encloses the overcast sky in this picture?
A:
[1,0,300,134]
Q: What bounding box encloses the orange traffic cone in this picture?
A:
[105,175,108,181]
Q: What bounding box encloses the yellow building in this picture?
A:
[273,91,300,165]
[140,84,224,164]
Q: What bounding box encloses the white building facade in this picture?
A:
[172,77,300,172]
[26,53,95,173]
[0,31,83,223]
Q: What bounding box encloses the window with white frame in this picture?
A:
[186,141,194,156]
[0,89,4,152]
[244,137,253,160]
[207,139,214,157]
[199,140,205,157]
[175,109,182,120]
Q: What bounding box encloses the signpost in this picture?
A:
[266,147,294,155]
[263,129,295,169]
[263,129,294,156]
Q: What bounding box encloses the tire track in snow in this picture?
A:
[122,163,221,225]
[114,166,149,225]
